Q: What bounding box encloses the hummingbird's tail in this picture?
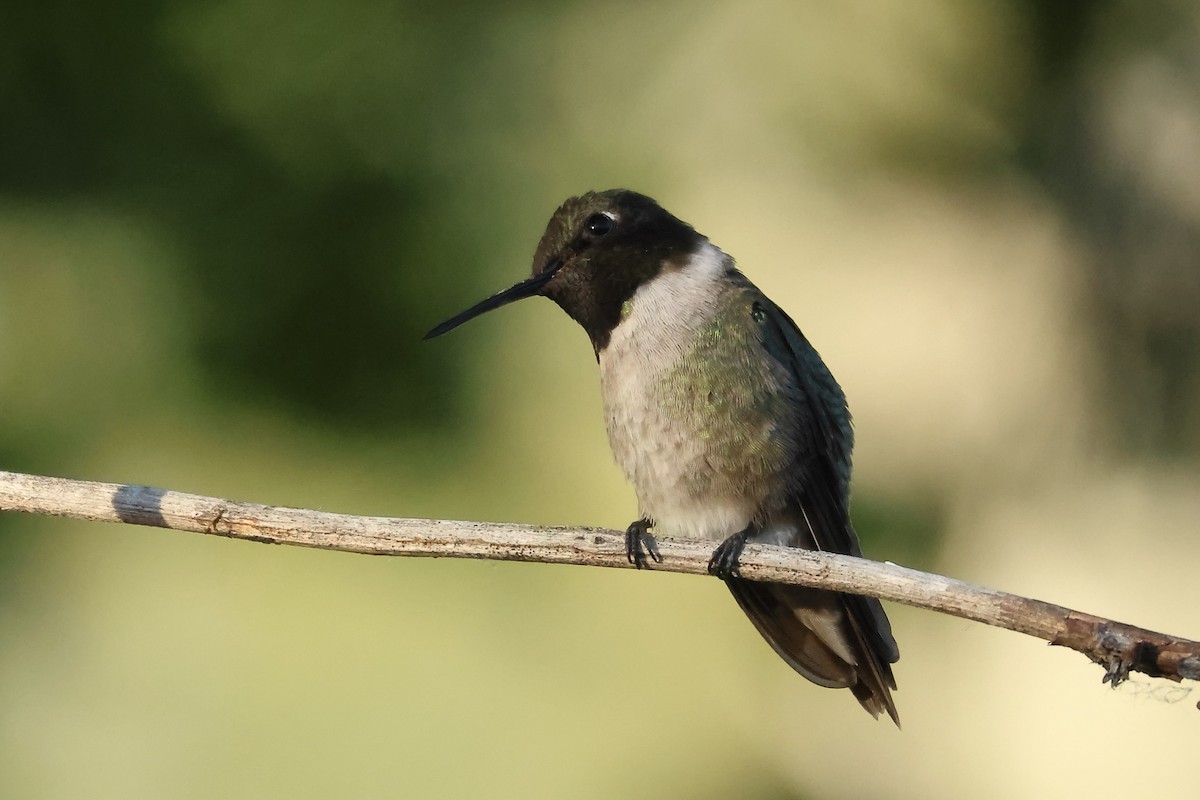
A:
[726,578,900,726]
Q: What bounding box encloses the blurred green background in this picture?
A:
[2,1,1199,798]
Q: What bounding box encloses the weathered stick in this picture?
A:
[1,469,1197,690]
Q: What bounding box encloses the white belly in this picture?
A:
[597,244,795,540]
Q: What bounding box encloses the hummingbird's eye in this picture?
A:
[584,212,615,238]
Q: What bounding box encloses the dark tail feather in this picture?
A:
[726,578,900,726]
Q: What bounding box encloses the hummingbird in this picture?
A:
[426,189,900,724]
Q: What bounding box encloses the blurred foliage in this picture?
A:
[2,0,556,431]
[2,1,1199,799]
[852,493,944,567]
[1019,1,1200,458]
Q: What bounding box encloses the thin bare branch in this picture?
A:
[1,469,1197,690]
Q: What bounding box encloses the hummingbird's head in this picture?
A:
[425,189,703,351]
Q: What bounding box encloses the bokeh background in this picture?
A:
[2,1,1199,797]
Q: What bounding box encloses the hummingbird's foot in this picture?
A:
[625,518,661,569]
[708,528,750,580]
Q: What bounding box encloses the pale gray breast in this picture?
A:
[597,245,800,539]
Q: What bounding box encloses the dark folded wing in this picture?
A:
[731,289,900,723]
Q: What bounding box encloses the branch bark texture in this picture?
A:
[1,470,1197,690]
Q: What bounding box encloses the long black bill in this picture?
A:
[424,261,562,340]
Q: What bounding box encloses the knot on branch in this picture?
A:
[1056,613,1200,688]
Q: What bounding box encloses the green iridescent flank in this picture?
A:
[620,299,633,319]
[657,290,792,487]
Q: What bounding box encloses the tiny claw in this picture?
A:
[625,518,660,570]
[644,534,662,564]
[708,528,750,580]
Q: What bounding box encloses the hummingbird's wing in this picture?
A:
[726,289,900,724]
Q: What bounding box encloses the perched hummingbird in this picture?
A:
[426,189,899,724]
